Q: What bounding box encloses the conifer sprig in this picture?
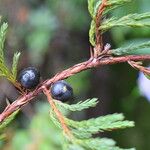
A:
[12,52,21,79]
[55,98,98,112]
[100,12,150,32]
[50,99,135,150]
[0,22,20,83]
[88,0,132,46]
[111,41,150,55]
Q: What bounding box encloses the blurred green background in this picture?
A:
[0,0,150,149]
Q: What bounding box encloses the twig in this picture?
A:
[128,61,150,75]
[94,0,108,57]
[0,54,150,124]
[43,87,73,139]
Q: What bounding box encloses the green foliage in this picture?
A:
[72,0,150,146]
[0,22,7,64]
[111,41,150,55]
[77,138,135,150]
[100,12,150,32]
[88,0,95,18]
[0,22,20,139]
[89,20,96,46]
[0,104,64,150]
[95,0,131,15]
[56,98,98,111]
[88,0,132,46]
[0,110,19,132]
[12,52,21,79]
[50,99,135,150]
[1,0,150,149]
[88,0,131,18]
[67,113,134,134]
[0,102,135,150]
[0,22,20,83]
[88,0,150,55]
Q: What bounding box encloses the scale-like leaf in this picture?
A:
[89,20,96,46]
[66,113,134,137]
[111,41,150,55]
[0,22,8,64]
[79,138,135,150]
[0,110,19,132]
[100,12,150,32]
[0,22,21,83]
[88,0,95,18]
[55,98,98,112]
[12,52,21,79]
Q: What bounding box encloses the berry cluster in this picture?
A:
[18,67,73,102]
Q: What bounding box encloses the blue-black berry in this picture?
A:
[51,80,73,102]
[18,67,40,89]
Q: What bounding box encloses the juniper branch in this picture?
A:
[0,54,150,124]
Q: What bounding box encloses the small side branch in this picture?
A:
[128,61,150,75]
[43,87,73,139]
[94,0,108,56]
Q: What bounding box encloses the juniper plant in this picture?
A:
[0,0,150,149]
